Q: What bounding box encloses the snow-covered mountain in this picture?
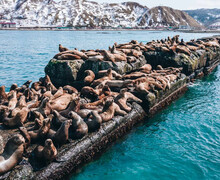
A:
[0,0,202,28]
[185,8,220,27]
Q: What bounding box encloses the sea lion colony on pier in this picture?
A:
[0,36,219,176]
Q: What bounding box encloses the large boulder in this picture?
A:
[45,55,147,87]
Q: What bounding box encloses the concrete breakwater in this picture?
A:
[0,36,219,179]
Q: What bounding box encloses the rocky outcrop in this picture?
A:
[45,56,146,87]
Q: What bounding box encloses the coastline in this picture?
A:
[0,28,220,33]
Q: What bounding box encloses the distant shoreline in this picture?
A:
[0,28,220,33]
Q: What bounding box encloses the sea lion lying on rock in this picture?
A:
[0,134,25,175]
[99,97,127,122]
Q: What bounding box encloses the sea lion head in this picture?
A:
[105,97,114,107]
[68,111,79,120]
[120,88,128,95]
[107,68,112,75]
[156,65,163,70]
[11,134,25,146]
[45,139,53,147]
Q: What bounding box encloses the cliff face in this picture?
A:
[0,0,202,28]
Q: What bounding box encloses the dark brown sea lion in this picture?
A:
[28,117,52,142]
[68,111,88,139]
[99,97,127,122]
[47,120,72,146]
[84,111,102,132]
[32,97,51,117]
[34,139,57,164]
[10,84,18,92]
[114,88,142,112]
[59,44,69,52]
[0,134,25,175]
[84,70,95,85]
[52,110,69,127]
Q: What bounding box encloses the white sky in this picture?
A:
[92,0,220,10]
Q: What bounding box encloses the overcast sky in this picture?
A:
[93,0,220,10]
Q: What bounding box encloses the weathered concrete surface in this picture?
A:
[45,55,146,87]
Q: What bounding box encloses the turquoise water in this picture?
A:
[0,30,220,179]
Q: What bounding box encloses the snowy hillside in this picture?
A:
[0,0,202,28]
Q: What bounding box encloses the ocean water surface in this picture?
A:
[0,30,219,179]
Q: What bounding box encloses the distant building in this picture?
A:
[0,22,16,28]
[178,25,192,30]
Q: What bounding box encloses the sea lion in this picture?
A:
[52,110,69,127]
[58,54,81,60]
[3,107,29,127]
[0,86,7,104]
[47,120,72,146]
[59,97,80,118]
[10,84,18,92]
[84,111,102,132]
[8,91,17,110]
[51,87,64,100]
[28,117,52,142]
[92,69,113,87]
[16,95,27,108]
[0,134,25,175]
[140,64,152,73]
[84,70,95,85]
[63,85,78,94]
[59,44,69,52]
[19,127,31,149]
[114,88,142,112]
[33,139,57,164]
[49,93,77,112]
[99,97,127,122]
[68,111,88,139]
[32,97,51,117]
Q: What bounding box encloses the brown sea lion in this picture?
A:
[51,87,64,100]
[59,97,80,118]
[34,139,57,164]
[47,120,72,146]
[63,85,78,94]
[52,110,69,127]
[28,117,52,142]
[58,54,81,60]
[84,111,102,132]
[114,88,142,112]
[19,127,31,149]
[16,95,27,108]
[8,91,17,110]
[59,44,69,52]
[0,134,25,175]
[92,69,113,87]
[49,93,77,112]
[0,86,7,104]
[68,111,88,139]
[3,107,29,127]
[140,64,152,73]
[99,97,127,122]
[84,70,95,85]
[32,97,51,117]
